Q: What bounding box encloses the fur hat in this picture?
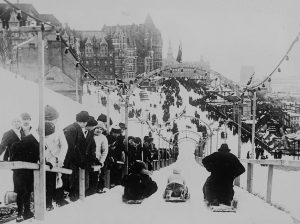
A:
[86,116,98,127]
[20,112,31,121]
[45,121,55,136]
[218,143,230,152]
[45,105,59,121]
[76,111,89,122]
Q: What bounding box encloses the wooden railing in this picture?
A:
[0,161,72,220]
[195,156,300,205]
[152,157,176,171]
[0,155,176,221]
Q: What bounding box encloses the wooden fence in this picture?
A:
[195,156,300,204]
[0,156,176,221]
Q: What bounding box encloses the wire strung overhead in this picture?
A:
[247,30,300,91]
[3,0,125,90]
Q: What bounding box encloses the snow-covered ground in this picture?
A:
[0,67,299,223]
[7,141,294,224]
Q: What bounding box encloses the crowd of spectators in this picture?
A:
[0,105,176,222]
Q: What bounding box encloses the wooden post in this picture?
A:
[158,131,161,169]
[79,168,85,200]
[124,96,129,175]
[238,104,242,159]
[247,162,253,193]
[216,129,219,151]
[104,170,110,189]
[107,91,110,132]
[266,165,274,203]
[247,91,256,193]
[35,30,46,221]
[251,91,257,158]
[33,170,41,219]
[235,104,242,187]
[209,135,212,155]
[75,67,79,102]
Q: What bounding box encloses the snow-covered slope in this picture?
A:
[0,68,299,223]
[8,141,294,224]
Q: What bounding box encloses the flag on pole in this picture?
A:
[176,42,182,63]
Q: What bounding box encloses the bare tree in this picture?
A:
[0,29,13,68]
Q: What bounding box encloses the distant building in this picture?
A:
[0,4,82,102]
[79,14,163,83]
[240,66,255,85]
[164,40,176,65]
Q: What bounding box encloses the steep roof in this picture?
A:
[144,13,155,28]
[39,14,61,26]
[78,30,105,39]
[0,3,40,22]
[100,37,108,46]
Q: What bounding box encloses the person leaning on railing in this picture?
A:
[9,112,38,222]
[63,111,90,202]
[44,105,69,208]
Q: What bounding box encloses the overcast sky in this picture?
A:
[11,0,300,82]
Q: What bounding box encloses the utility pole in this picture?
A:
[209,134,213,154]
[75,67,79,102]
[235,102,242,187]
[247,90,256,193]
[251,91,257,158]
[37,29,46,221]
[158,130,161,169]
[107,90,110,132]
[124,95,129,175]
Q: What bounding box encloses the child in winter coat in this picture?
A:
[164,168,189,199]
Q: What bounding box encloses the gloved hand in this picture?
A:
[46,161,53,169]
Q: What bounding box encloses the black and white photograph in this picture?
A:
[0,0,300,223]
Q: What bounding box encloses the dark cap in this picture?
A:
[218,143,230,152]
[134,137,142,144]
[97,114,107,122]
[97,113,113,125]
[76,111,89,122]
[86,116,98,127]
[119,122,127,130]
[111,124,122,134]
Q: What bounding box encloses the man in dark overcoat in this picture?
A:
[63,111,90,201]
[10,132,39,222]
[202,143,245,206]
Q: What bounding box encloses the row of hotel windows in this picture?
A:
[124,73,135,79]
[85,48,139,58]
[85,60,113,65]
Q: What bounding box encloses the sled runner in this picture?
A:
[205,199,237,212]
[209,204,236,212]
[124,199,143,204]
[163,183,190,202]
